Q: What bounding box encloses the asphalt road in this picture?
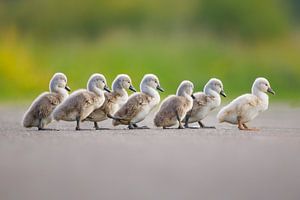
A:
[0,104,300,200]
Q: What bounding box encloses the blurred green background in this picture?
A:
[0,0,299,103]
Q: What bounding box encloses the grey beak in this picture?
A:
[104,85,111,93]
[220,90,226,97]
[65,86,71,92]
[129,85,137,92]
[267,87,275,95]
[156,85,164,92]
[191,94,195,99]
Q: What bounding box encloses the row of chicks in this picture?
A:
[22,73,275,131]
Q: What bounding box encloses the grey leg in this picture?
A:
[94,122,100,130]
[37,118,58,131]
[183,115,200,129]
[76,116,81,131]
[38,118,43,130]
[198,121,216,129]
[94,122,110,130]
[139,126,150,129]
[184,115,190,128]
[176,111,184,129]
[128,123,149,129]
[128,123,135,129]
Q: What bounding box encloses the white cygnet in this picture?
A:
[217,77,275,131]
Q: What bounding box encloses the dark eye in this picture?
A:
[265,83,268,86]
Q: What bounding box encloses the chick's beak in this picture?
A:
[104,85,111,93]
[156,85,164,92]
[220,90,226,97]
[65,86,71,92]
[267,87,275,95]
[191,94,195,99]
[129,85,137,92]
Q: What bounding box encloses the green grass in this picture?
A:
[0,30,300,103]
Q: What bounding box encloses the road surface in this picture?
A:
[0,104,300,200]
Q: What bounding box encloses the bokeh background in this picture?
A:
[0,0,299,103]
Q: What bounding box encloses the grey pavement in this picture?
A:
[0,104,300,200]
